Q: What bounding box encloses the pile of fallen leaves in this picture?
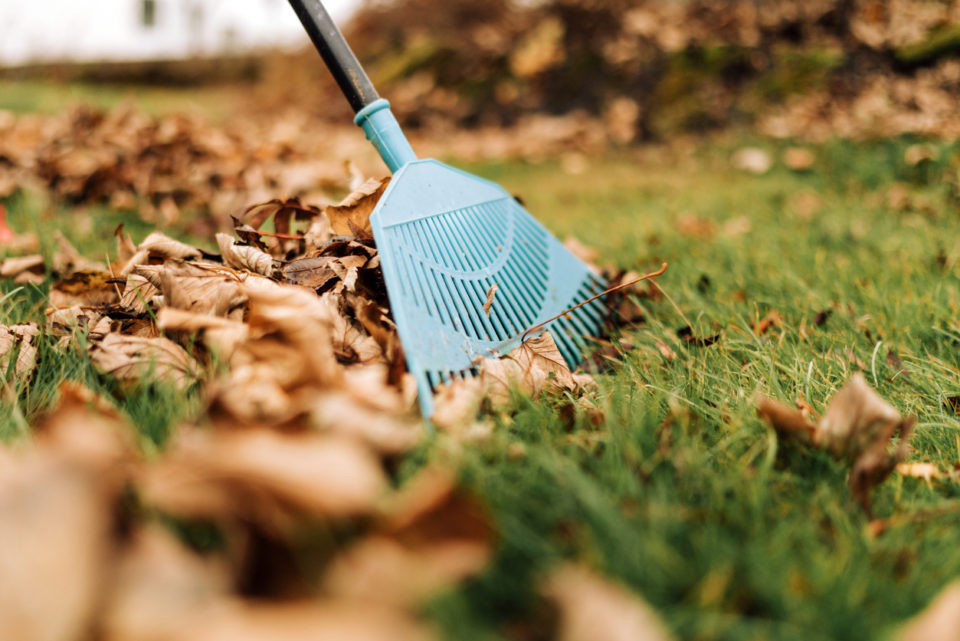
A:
[0,174,630,434]
[0,105,381,229]
[0,166,684,640]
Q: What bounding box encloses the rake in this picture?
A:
[288,0,609,418]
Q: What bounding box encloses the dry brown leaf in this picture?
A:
[114,224,138,266]
[563,237,600,266]
[0,323,40,378]
[101,525,232,641]
[282,256,339,289]
[323,534,489,609]
[543,564,675,641]
[118,273,162,316]
[90,333,201,390]
[758,373,917,513]
[138,230,203,261]
[899,581,960,641]
[0,254,45,282]
[325,177,389,236]
[310,390,422,456]
[483,283,498,316]
[140,429,388,529]
[216,233,276,277]
[159,261,246,317]
[49,269,119,308]
[156,307,249,360]
[34,381,138,470]
[508,331,578,394]
[0,455,115,641]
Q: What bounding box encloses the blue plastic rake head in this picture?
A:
[289,0,608,418]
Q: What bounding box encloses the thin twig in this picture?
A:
[520,262,668,342]
[257,231,305,240]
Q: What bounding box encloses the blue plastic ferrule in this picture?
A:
[354,99,418,174]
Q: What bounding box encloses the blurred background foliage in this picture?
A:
[8,0,960,144]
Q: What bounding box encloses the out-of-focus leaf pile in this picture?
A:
[318,0,960,141]
[0,105,376,227]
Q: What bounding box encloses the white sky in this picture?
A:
[0,0,364,66]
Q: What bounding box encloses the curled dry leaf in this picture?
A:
[757,373,917,513]
[90,333,201,390]
[0,322,40,378]
[138,230,203,261]
[325,177,389,236]
[34,381,138,471]
[140,429,388,531]
[118,273,162,316]
[543,564,675,641]
[216,232,276,277]
[156,307,249,361]
[0,253,45,284]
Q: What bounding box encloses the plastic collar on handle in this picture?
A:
[354,99,418,174]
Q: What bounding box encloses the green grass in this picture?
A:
[6,135,960,639]
[0,78,244,120]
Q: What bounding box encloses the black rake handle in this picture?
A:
[287,0,380,113]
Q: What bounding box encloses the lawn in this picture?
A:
[4,133,960,640]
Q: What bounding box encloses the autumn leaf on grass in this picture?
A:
[481,331,580,410]
[543,564,675,641]
[90,334,202,390]
[0,323,40,379]
[0,254,45,284]
[758,373,917,513]
[433,332,590,427]
[325,177,389,236]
